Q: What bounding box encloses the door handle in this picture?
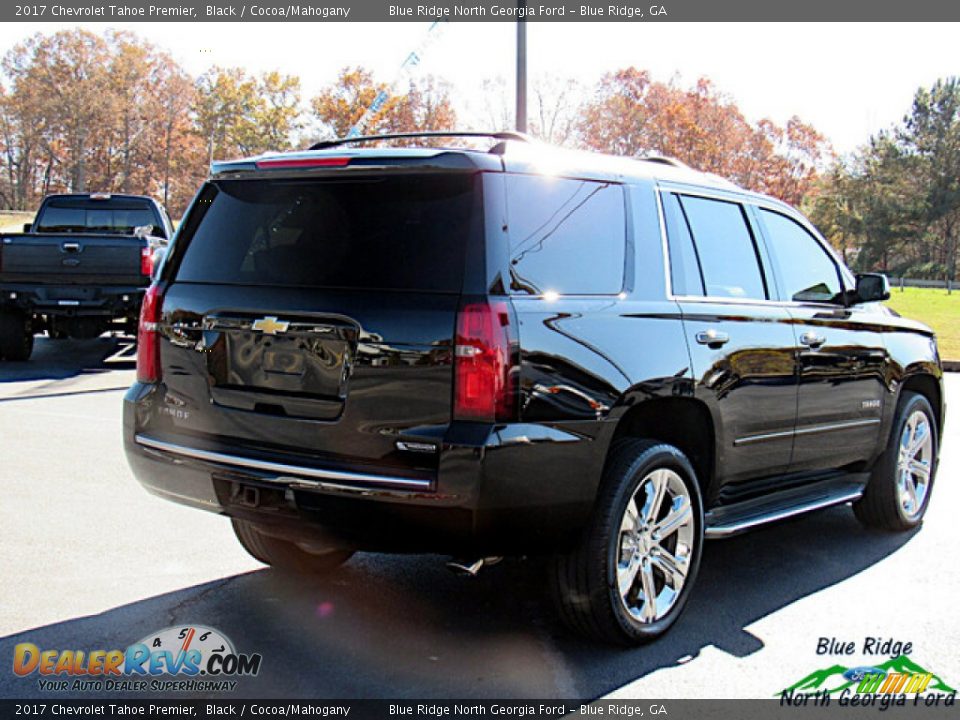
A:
[695,329,730,347]
[799,331,826,348]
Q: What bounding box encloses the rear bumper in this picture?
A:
[0,282,145,317]
[123,382,608,555]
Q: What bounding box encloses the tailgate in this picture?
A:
[151,285,458,478]
[0,234,144,283]
[139,172,480,479]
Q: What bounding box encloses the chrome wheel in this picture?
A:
[616,468,695,623]
[897,409,933,519]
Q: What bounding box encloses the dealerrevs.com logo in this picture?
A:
[12,625,262,693]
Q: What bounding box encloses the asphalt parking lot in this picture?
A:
[1,337,958,700]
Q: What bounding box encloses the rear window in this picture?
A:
[35,198,160,235]
[173,175,476,292]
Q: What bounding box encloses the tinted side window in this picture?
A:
[759,209,843,304]
[678,195,767,300]
[505,175,625,295]
[662,193,705,296]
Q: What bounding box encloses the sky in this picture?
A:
[2,21,958,153]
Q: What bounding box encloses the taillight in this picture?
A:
[255,156,350,169]
[140,246,153,277]
[454,300,518,422]
[136,284,163,383]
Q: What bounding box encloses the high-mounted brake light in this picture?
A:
[255,157,350,170]
[140,246,154,277]
[89,192,111,200]
[454,301,518,423]
[136,284,164,384]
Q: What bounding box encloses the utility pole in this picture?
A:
[515,8,527,133]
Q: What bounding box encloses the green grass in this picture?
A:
[886,286,960,361]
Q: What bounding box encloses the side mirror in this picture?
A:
[23,223,31,233]
[855,273,891,303]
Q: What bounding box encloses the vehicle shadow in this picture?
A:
[0,336,134,387]
[0,505,915,699]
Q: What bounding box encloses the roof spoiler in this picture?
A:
[308,130,535,152]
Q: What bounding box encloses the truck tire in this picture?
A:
[550,439,704,645]
[854,392,938,531]
[0,309,34,361]
[232,519,354,575]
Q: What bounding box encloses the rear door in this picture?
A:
[753,206,888,473]
[151,171,482,479]
[663,189,799,495]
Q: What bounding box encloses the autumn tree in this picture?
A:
[0,81,49,209]
[154,60,205,211]
[578,68,831,205]
[100,31,157,194]
[2,29,114,194]
[309,66,455,142]
[195,67,302,163]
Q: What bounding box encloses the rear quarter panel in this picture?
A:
[482,176,694,526]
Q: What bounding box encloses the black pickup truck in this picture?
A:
[0,193,172,361]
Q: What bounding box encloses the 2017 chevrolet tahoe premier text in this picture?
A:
[124,132,944,644]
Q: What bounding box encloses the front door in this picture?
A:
[753,207,888,473]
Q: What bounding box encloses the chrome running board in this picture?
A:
[705,479,865,539]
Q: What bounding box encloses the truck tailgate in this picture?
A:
[0,233,144,284]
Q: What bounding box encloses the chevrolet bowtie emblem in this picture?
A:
[251,316,290,335]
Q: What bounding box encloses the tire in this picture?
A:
[0,309,34,361]
[854,392,938,531]
[231,519,354,575]
[551,439,704,645]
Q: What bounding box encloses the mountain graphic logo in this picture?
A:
[780,655,956,696]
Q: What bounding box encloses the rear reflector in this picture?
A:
[136,284,164,384]
[454,301,517,423]
[255,157,350,170]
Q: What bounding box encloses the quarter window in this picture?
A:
[505,175,626,295]
[677,195,767,300]
[759,209,844,304]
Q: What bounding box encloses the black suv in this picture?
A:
[124,132,944,644]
